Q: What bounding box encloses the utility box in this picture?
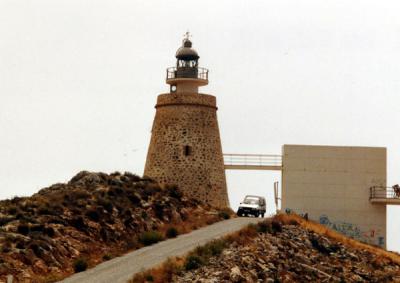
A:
[281,144,387,248]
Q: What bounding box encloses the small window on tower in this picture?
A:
[184,145,192,156]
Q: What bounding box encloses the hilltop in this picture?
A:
[132,215,400,283]
[0,171,231,282]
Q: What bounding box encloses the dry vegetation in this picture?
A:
[0,171,234,282]
[275,213,400,265]
[131,214,400,283]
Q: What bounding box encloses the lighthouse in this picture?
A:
[144,34,229,207]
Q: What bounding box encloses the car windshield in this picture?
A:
[243,197,259,204]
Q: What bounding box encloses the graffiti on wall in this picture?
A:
[319,215,385,247]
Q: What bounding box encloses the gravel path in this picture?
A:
[60,217,263,283]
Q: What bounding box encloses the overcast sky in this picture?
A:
[1,0,399,251]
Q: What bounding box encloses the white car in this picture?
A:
[237,195,266,218]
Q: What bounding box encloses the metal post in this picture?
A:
[274,181,279,213]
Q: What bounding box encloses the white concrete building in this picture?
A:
[281,144,388,248]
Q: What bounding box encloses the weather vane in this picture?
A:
[183,31,192,41]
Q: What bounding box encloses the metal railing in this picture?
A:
[370,186,400,200]
[223,153,282,167]
[166,66,209,80]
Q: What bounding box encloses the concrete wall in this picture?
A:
[281,144,387,248]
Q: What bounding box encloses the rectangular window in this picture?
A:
[184,145,192,156]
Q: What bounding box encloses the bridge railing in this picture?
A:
[223,153,282,167]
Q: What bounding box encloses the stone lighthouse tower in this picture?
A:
[144,34,229,207]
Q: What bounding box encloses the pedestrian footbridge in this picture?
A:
[223,154,282,171]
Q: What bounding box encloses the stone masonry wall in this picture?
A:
[144,92,229,208]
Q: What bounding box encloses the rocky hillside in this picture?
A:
[133,215,400,283]
[0,171,231,282]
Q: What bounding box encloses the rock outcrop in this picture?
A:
[0,171,228,282]
[175,218,400,282]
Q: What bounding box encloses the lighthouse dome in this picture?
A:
[175,39,199,60]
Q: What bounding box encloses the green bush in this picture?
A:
[73,258,88,273]
[139,231,163,246]
[166,227,178,238]
[184,255,204,270]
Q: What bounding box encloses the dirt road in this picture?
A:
[60,217,263,283]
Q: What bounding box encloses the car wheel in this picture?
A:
[237,210,242,217]
[261,213,265,218]
[254,211,260,218]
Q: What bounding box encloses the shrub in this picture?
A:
[0,217,14,226]
[30,224,45,232]
[86,209,100,222]
[70,217,86,231]
[271,220,283,233]
[73,258,88,273]
[218,210,230,220]
[124,172,141,182]
[208,239,228,256]
[167,185,183,200]
[2,242,11,253]
[153,202,164,219]
[166,227,178,238]
[141,211,148,220]
[44,226,55,237]
[257,221,272,233]
[145,274,154,282]
[7,206,18,215]
[17,223,30,235]
[71,190,91,200]
[139,231,163,246]
[16,240,26,249]
[29,242,44,257]
[102,200,113,213]
[184,255,203,270]
[128,194,141,205]
[36,205,50,215]
[102,254,112,261]
[41,274,64,283]
[125,238,139,250]
[194,239,227,259]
